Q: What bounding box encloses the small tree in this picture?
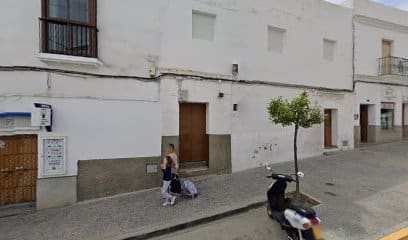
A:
[267,91,323,199]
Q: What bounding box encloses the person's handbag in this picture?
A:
[170,174,182,194]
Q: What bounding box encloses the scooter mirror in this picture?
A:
[297,172,305,178]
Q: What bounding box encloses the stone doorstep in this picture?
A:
[179,161,207,169]
[0,202,35,218]
[119,192,322,240]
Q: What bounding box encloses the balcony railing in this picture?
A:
[379,56,408,77]
[39,18,98,58]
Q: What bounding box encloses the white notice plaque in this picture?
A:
[42,137,66,176]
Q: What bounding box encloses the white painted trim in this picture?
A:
[355,74,408,86]
[0,127,40,132]
[38,53,103,68]
[355,15,408,34]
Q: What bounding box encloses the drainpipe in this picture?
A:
[352,14,356,92]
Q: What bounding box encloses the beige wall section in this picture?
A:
[77,157,162,201]
[374,126,403,143]
[209,134,232,174]
[366,125,403,143]
[36,176,77,210]
[354,126,361,147]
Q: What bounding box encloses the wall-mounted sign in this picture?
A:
[0,140,5,149]
[146,164,158,173]
[383,87,396,99]
[31,103,52,129]
[381,102,395,110]
[41,136,66,177]
[0,112,34,131]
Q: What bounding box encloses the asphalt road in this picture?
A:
[151,207,287,240]
[152,141,408,240]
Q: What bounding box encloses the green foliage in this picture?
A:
[267,91,323,128]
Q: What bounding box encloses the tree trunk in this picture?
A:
[294,124,300,200]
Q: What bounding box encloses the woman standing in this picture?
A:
[160,156,176,206]
[165,144,179,175]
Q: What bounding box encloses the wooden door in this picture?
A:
[382,40,392,57]
[324,109,332,148]
[179,103,209,163]
[360,105,368,143]
[0,135,37,206]
[382,40,392,74]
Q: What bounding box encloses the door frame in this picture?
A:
[178,102,209,164]
[403,103,407,138]
[360,104,369,143]
[324,109,333,149]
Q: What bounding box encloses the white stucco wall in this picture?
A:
[0,0,168,77]
[231,85,354,172]
[0,0,357,177]
[0,70,162,177]
[353,0,408,27]
[160,77,232,136]
[160,0,353,90]
[352,0,408,76]
[355,82,407,127]
[352,0,408,131]
[0,96,161,177]
[354,22,408,76]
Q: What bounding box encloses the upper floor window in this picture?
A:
[323,39,336,62]
[40,0,98,58]
[381,102,394,129]
[192,11,216,41]
[268,26,285,54]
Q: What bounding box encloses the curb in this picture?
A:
[122,201,266,240]
[380,226,408,240]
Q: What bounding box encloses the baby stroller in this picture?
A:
[170,175,198,199]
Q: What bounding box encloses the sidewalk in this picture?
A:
[0,166,286,240]
[1,141,408,240]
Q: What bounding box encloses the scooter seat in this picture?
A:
[286,199,316,218]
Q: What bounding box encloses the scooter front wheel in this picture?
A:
[266,204,274,219]
[286,229,317,240]
[286,230,299,240]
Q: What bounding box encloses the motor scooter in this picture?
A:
[265,165,323,240]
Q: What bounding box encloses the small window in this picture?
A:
[192,11,216,41]
[381,103,394,129]
[323,39,336,62]
[268,26,285,54]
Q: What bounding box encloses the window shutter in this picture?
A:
[89,0,97,26]
[268,26,285,54]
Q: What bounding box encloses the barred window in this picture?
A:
[40,0,97,57]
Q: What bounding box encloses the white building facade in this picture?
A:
[1,0,357,209]
[346,0,408,145]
